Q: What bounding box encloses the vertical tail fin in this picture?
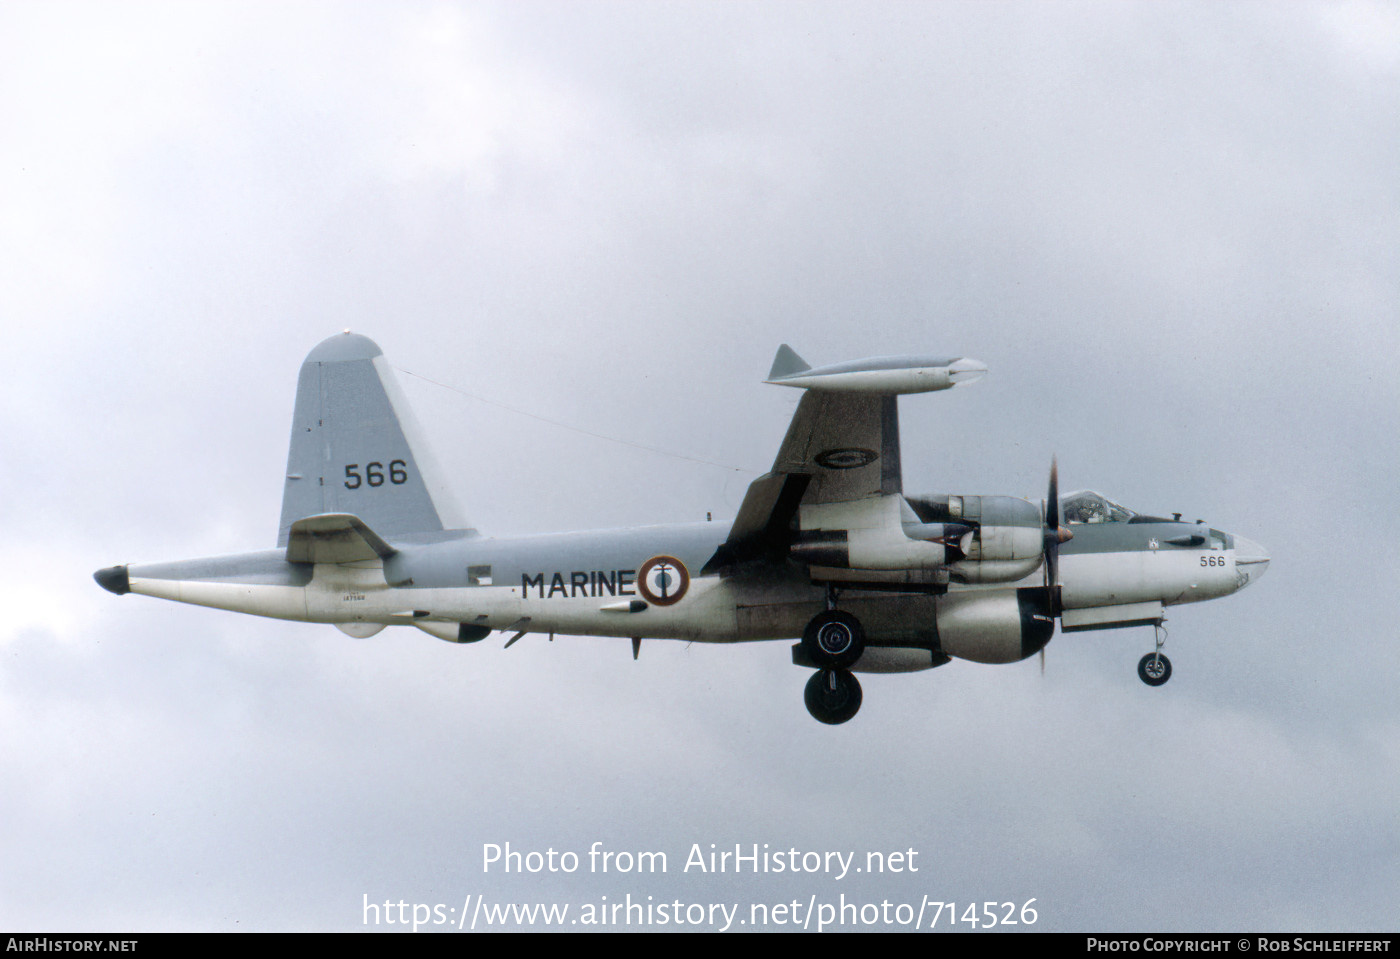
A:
[277,332,469,546]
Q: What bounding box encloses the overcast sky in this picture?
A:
[1,0,1396,932]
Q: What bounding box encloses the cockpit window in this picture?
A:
[1060,490,1138,524]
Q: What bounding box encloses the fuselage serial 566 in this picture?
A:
[96,334,1269,724]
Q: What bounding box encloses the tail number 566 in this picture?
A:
[344,461,408,489]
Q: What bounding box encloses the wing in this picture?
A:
[702,391,900,572]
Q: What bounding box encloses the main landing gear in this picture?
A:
[801,587,866,669]
[801,587,867,724]
[804,669,863,725]
[1138,621,1172,686]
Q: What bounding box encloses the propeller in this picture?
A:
[1039,457,1072,676]
[1042,457,1073,609]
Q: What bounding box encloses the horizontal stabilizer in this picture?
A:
[286,513,397,565]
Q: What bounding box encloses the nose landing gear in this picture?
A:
[1138,652,1171,685]
[1138,621,1172,686]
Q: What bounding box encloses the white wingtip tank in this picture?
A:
[764,344,987,394]
[276,332,470,545]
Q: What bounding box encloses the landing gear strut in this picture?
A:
[1138,621,1172,686]
[800,587,866,669]
[804,669,863,724]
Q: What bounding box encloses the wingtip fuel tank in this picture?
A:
[765,345,987,394]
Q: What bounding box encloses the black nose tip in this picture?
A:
[94,565,130,595]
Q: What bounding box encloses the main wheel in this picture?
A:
[801,610,865,669]
[1138,652,1172,686]
[804,669,863,725]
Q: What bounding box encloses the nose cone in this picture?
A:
[1234,537,1270,588]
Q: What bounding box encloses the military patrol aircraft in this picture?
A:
[95,334,1269,724]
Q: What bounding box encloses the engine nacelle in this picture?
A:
[791,522,968,570]
[796,495,965,571]
[906,494,1044,584]
[934,588,1053,664]
[947,556,1044,584]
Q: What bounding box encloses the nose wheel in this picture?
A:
[804,668,863,724]
[1138,652,1172,685]
[1138,621,1171,686]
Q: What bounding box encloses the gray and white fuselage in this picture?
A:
[95,335,1268,720]
[105,511,1267,660]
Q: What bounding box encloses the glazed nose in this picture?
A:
[1234,537,1270,586]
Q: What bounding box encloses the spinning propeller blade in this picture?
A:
[1043,457,1072,606]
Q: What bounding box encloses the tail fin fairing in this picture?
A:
[277,333,469,546]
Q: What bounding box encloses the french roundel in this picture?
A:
[815,447,878,470]
[638,555,690,606]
